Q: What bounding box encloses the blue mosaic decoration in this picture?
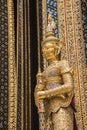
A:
[81,0,87,63]
[47,0,58,37]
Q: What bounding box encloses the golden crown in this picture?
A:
[42,13,59,45]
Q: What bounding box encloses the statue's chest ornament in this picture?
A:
[44,64,62,89]
[47,67,59,77]
[45,64,60,77]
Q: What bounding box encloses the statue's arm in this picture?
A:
[37,72,73,99]
[34,83,45,106]
[37,60,74,99]
[34,72,46,106]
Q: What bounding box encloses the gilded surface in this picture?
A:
[42,0,48,69]
[8,0,17,130]
[57,0,87,129]
[35,18,74,129]
[42,1,87,129]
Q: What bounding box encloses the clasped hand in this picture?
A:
[37,91,46,100]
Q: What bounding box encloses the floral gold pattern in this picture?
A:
[57,0,87,129]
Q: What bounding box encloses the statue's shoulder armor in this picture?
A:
[59,60,71,74]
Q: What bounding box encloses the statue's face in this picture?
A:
[42,42,56,61]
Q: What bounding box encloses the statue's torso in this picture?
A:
[43,60,73,113]
[43,61,63,90]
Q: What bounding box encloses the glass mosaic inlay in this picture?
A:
[47,0,58,37]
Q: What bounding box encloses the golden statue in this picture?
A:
[35,14,74,130]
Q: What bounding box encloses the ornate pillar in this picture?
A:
[58,0,87,129]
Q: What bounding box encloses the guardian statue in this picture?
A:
[35,14,74,130]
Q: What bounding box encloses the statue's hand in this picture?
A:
[37,91,46,99]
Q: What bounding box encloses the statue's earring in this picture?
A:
[55,44,62,56]
[57,47,60,55]
[54,47,58,56]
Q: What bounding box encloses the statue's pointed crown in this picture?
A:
[42,13,59,45]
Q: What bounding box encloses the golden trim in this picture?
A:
[73,1,87,129]
[42,0,47,39]
[37,0,41,72]
[71,0,84,128]
[57,0,67,60]
[8,0,17,130]
[57,0,87,129]
[42,0,48,69]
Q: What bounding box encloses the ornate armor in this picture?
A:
[42,60,74,130]
[35,60,74,130]
[34,14,74,130]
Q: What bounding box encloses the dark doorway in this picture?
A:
[29,0,39,129]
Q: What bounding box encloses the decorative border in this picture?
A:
[73,1,87,129]
[57,0,67,60]
[57,0,87,129]
[42,0,47,39]
[42,0,47,69]
[8,0,17,130]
